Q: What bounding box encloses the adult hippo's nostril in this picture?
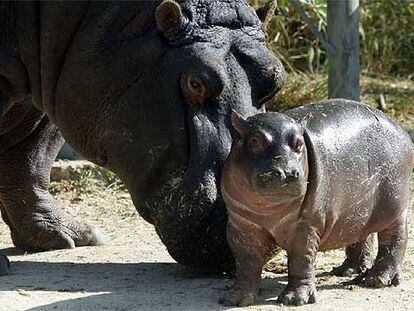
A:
[232,40,285,107]
[265,65,278,78]
[256,61,286,105]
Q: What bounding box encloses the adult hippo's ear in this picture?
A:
[155,0,188,33]
[256,0,277,25]
[231,110,249,137]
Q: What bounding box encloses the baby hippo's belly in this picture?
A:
[313,187,405,252]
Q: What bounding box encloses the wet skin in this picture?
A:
[221,99,414,306]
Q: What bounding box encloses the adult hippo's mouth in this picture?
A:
[140,107,236,272]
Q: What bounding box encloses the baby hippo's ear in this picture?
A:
[231,110,248,137]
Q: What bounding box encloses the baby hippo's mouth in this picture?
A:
[252,172,307,204]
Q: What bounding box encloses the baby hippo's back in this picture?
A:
[287,99,414,249]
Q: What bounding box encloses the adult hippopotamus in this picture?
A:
[0,0,285,272]
[221,99,413,306]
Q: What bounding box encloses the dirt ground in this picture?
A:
[0,164,414,311]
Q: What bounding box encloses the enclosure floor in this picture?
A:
[0,175,413,311]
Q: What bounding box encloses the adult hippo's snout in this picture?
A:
[144,108,245,272]
[184,111,233,200]
[233,40,285,105]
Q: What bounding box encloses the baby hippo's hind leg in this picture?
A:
[364,212,408,288]
[332,234,374,276]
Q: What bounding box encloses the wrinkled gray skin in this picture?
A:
[0,1,285,272]
[221,100,413,306]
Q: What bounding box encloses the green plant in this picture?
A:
[249,0,414,78]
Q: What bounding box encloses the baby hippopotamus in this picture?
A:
[220,99,414,306]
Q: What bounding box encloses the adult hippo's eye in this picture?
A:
[187,75,204,95]
[181,73,208,108]
[290,134,304,153]
[181,71,224,108]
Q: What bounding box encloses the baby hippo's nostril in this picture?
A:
[285,169,300,180]
[293,169,300,178]
[275,168,287,181]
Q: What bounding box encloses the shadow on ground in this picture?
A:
[0,257,225,311]
[0,247,355,311]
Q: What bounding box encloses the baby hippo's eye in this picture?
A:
[290,134,304,153]
[248,131,271,154]
[248,136,263,153]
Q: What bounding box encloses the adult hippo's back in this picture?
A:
[0,0,285,272]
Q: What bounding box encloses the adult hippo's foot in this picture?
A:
[0,111,104,252]
[0,255,10,276]
[332,234,374,277]
[1,201,104,251]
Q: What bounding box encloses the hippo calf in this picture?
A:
[220,99,414,306]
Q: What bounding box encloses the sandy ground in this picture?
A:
[0,167,414,311]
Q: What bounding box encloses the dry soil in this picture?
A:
[0,163,413,311]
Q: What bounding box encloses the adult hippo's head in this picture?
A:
[46,0,285,272]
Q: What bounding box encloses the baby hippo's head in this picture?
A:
[230,111,308,204]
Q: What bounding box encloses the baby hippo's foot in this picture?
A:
[363,220,406,288]
[277,283,316,306]
[332,237,374,277]
[0,255,10,276]
[219,285,257,307]
[332,257,372,277]
[363,268,403,288]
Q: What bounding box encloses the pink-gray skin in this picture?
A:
[220,99,414,306]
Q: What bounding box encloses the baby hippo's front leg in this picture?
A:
[220,214,272,307]
[277,224,319,306]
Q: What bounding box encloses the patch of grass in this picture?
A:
[268,73,414,124]
[49,177,92,203]
[49,167,124,200]
[249,0,414,79]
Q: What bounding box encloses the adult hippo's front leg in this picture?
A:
[0,106,104,251]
